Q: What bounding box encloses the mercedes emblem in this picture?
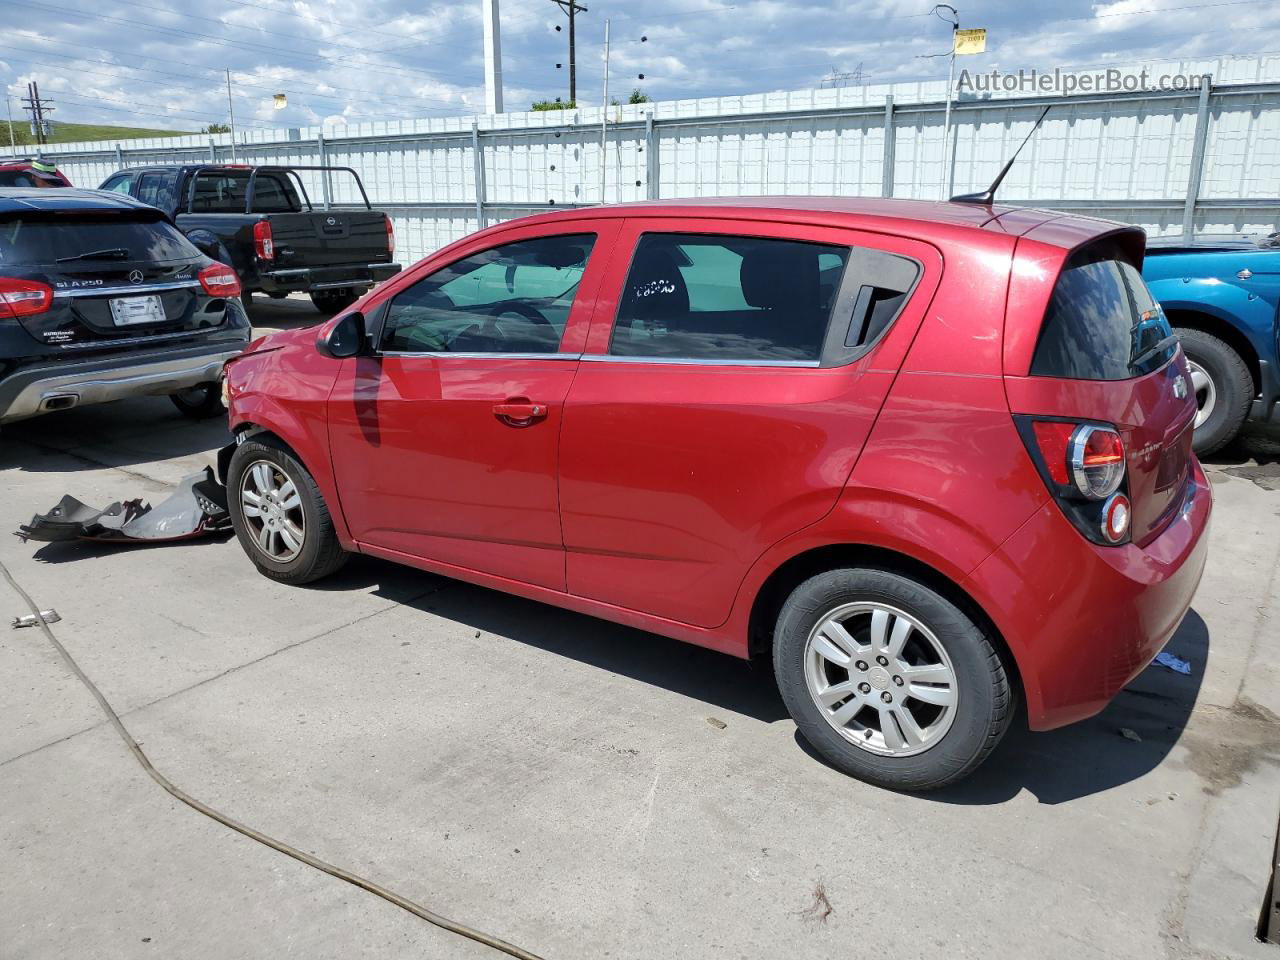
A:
[128,270,144,285]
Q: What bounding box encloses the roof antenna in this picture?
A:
[950,105,1051,205]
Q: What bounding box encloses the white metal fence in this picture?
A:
[33,54,1280,267]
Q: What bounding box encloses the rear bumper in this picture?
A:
[257,262,401,295]
[0,338,248,424]
[964,459,1213,730]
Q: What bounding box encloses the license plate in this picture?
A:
[109,294,165,326]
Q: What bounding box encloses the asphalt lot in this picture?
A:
[3,299,1280,960]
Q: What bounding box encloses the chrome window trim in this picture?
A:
[54,280,202,298]
[379,351,579,361]
[581,353,821,368]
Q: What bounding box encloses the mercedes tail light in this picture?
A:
[0,277,54,318]
[1017,417,1131,545]
[253,220,274,261]
[198,263,242,298]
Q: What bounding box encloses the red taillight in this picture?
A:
[198,262,242,298]
[385,214,395,256]
[1070,425,1126,500]
[1030,421,1075,485]
[1018,416,1130,547]
[0,277,53,318]
[253,220,274,261]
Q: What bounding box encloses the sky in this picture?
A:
[2,0,1279,134]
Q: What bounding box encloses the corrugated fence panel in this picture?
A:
[32,56,1280,266]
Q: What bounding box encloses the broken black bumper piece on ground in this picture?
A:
[15,467,232,545]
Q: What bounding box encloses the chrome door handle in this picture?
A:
[493,401,548,426]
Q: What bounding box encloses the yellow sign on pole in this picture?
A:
[954,28,987,55]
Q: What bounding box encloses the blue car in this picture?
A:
[1144,235,1280,455]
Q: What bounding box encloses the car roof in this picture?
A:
[483,196,1123,249]
[0,187,157,215]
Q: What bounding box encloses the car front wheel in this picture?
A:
[227,436,348,584]
[773,568,1014,791]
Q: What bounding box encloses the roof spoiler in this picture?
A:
[950,105,1051,206]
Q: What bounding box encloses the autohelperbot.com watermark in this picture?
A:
[957,67,1207,96]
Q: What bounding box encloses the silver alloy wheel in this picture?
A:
[1187,358,1217,430]
[239,459,306,562]
[803,601,958,758]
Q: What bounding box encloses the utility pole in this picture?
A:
[225,70,238,162]
[549,0,588,104]
[482,0,504,113]
[20,81,55,148]
[5,96,17,153]
[600,18,610,204]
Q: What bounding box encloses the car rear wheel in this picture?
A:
[310,288,359,315]
[773,568,1014,791]
[227,436,348,584]
[1174,327,1252,457]
[169,382,225,419]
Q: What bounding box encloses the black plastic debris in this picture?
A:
[16,467,231,545]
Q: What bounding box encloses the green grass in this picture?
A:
[3,121,195,149]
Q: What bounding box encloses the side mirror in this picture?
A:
[316,311,366,359]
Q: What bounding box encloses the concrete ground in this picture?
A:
[2,309,1279,960]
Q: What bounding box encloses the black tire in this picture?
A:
[169,382,225,419]
[227,435,348,585]
[773,568,1014,791]
[309,288,359,315]
[1174,327,1252,457]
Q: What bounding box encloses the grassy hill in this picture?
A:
[3,121,195,149]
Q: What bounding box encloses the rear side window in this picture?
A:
[1031,242,1177,380]
[611,234,849,363]
[0,216,200,265]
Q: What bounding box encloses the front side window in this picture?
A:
[609,233,852,363]
[380,233,596,354]
[100,175,132,194]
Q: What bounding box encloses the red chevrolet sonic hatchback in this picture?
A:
[220,198,1210,790]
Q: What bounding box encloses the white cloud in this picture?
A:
[2,0,1278,134]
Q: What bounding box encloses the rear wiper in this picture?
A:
[1131,333,1180,370]
[55,247,130,263]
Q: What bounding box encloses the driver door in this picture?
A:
[326,219,621,591]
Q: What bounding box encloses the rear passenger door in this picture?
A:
[557,218,939,628]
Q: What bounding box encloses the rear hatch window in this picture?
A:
[0,214,198,266]
[1031,241,1177,381]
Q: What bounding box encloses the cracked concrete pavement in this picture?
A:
[2,366,1279,959]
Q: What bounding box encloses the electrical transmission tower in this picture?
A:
[20,81,55,146]
[820,63,866,89]
[549,0,588,104]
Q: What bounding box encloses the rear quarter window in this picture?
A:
[1031,241,1177,380]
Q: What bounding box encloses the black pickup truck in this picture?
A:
[97,165,401,313]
